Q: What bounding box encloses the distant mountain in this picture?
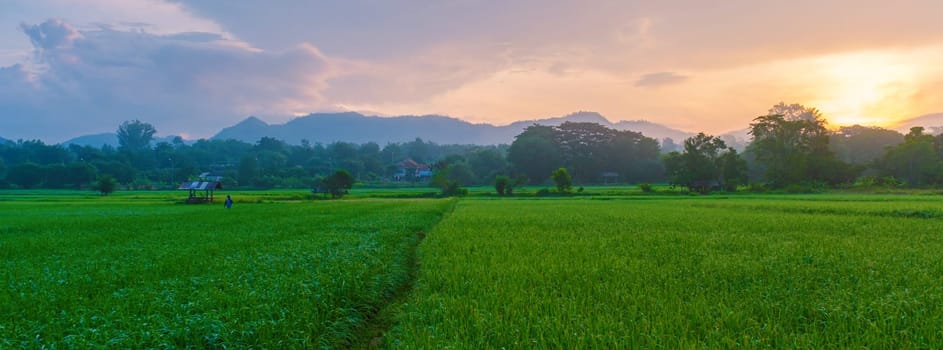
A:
[63,133,191,147]
[213,111,695,145]
[64,133,118,148]
[893,113,943,135]
[718,128,752,151]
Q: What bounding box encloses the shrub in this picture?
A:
[749,183,767,193]
[319,169,355,199]
[551,168,572,193]
[639,183,654,193]
[495,175,510,196]
[441,180,468,197]
[94,176,117,196]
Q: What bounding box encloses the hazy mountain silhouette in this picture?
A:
[63,133,188,147]
[212,111,695,145]
[63,133,118,148]
[893,113,943,134]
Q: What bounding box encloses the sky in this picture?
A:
[2,0,943,142]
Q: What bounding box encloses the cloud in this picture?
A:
[634,72,688,88]
[0,19,337,142]
[20,19,83,50]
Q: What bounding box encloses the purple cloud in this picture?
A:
[0,19,337,142]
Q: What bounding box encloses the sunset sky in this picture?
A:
[2,1,943,142]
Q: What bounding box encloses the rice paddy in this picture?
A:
[0,192,452,348]
[385,195,943,348]
[2,190,943,348]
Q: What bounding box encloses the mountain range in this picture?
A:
[212,111,695,145]
[61,134,187,148]
[30,111,943,148]
[51,111,692,148]
[892,113,943,134]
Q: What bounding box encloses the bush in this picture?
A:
[639,183,654,193]
[94,176,117,196]
[536,188,551,197]
[551,168,572,193]
[749,183,767,193]
[782,182,826,194]
[495,175,510,196]
[441,180,468,197]
[319,169,355,199]
[507,175,528,196]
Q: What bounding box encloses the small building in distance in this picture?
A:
[179,173,223,203]
[393,159,433,182]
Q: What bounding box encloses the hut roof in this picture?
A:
[178,181,222,190]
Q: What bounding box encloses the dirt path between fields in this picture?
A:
[348,199,459,349]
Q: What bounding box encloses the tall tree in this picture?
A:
[878,127,941,186]
[468,148,508,184]
[767,102,824,122]
[508,125,561,184]
[117,120,157,152]
[555,122,616,183]
[748,105,853,187]
[830,125,904,164]
[664,133,745,192]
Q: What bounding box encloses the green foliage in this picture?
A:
[749,104,855,188]
[855,176,904,189]
[508,122,661,185]
[551,167,572,192]
[238,155,260,187]
[6,162,44,189]
[116,120,157,152]
[439,180,468,197]
[830,125,904,164]
[389,196,943,348]
[320,169,355,198]
[639,182,654,192]
[494,175,510,195]
[877,127,942,186]
[664,133,745,193]
[93,175,117,196]
[508,125,560,184]
[430,158,470,197]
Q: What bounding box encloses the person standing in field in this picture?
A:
[225,195,233,209]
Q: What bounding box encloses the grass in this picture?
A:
[4,189,943,348]
[0,192,453,348]
[385,195,943,348]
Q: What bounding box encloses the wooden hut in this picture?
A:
[178,176,223,203]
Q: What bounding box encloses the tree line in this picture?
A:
[1,103,942,192]
[0,120,509,190]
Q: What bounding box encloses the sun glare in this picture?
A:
[810,52,919,127]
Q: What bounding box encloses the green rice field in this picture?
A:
[2,190,943,348]
[0,192,452,348]
[386,195,943,348]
